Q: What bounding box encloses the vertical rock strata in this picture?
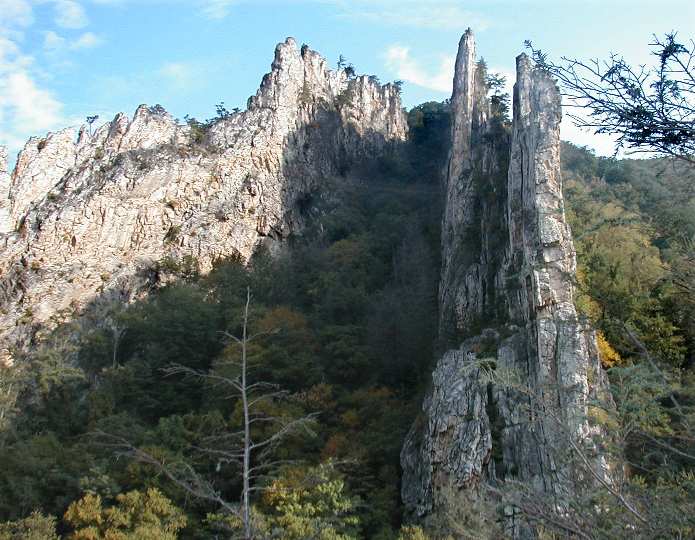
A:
[438,30,506,341]
[0,148,10,234]
[402,30,609,534]
[0,38,407,349]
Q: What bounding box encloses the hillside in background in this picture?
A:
[562,142,695,371]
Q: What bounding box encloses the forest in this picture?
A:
[0,79,693,538]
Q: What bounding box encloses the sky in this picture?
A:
[1,0,694,165]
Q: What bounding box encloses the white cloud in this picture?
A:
[201,0,238,19]
[159,61,194,87]
[0,36,68,156]
[54,0,88,29]
[197,0,487,29]
[43,30,102,52]
[4,71,64,132]
[0,0,34,30]
[43,30,66,50]
[72,31,101,48]
[384,45,454,93]
[0,36,22,63]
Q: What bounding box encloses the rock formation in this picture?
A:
[0,148,10,235]
[401,29,610,536]
[0,29,610,535]
[0,38,407,350]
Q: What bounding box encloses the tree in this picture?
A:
[107,288,317,540]
[260,462,360,539]
[486,73,510,121]
[214,102,232,121]
[184,115,207,145]
[63,488,186,539]
[525,33,695,163]
[0,511,59,540]
[86,115,99,137]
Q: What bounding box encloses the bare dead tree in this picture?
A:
[525,33,695,164]
[98,287,317,539]
[102,313,127,369]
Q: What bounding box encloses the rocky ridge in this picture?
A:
[401,29,610,536]
[0,38,407,351]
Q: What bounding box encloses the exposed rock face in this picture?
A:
[402,30,609,535]
[0,37,407,349]
[0,148,10,234]
[438,30,503,341]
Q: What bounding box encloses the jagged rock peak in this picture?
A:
[0,38,407,350]
[438,27,493,339]
[402,32,611,537]
[445,28,490,184]
[249,37,342,110]
[449,28,477,168]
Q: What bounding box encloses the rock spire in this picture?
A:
[401,30,610,536]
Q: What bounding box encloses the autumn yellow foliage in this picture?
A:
[597,331,622,367]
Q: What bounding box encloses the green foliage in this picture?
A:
[554,143,695,536]
[335,85,355,109]
[0,362,24,441]
[415,483,502,540]
[481,355,695,538]
[5,97,693,540]
[0,432,87,519]
[527,33,695,162]
[63,488,186,539]
[479,59,510,123]
[163,225,181,244]
[156,255,199,280]
[397,525,430,540]
[407,101,450,180]
[183,115,206,145]
[212,102,233,120]
[0,114,445,537]
[260,462,360,539]
[0,511,59,540]
[562,142,692,368]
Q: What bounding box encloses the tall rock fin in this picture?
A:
[402,33,611,538]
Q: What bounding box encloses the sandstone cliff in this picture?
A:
[401,29,610,536]
[0,38,407,350]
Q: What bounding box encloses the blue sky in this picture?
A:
[1,0,694,162]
